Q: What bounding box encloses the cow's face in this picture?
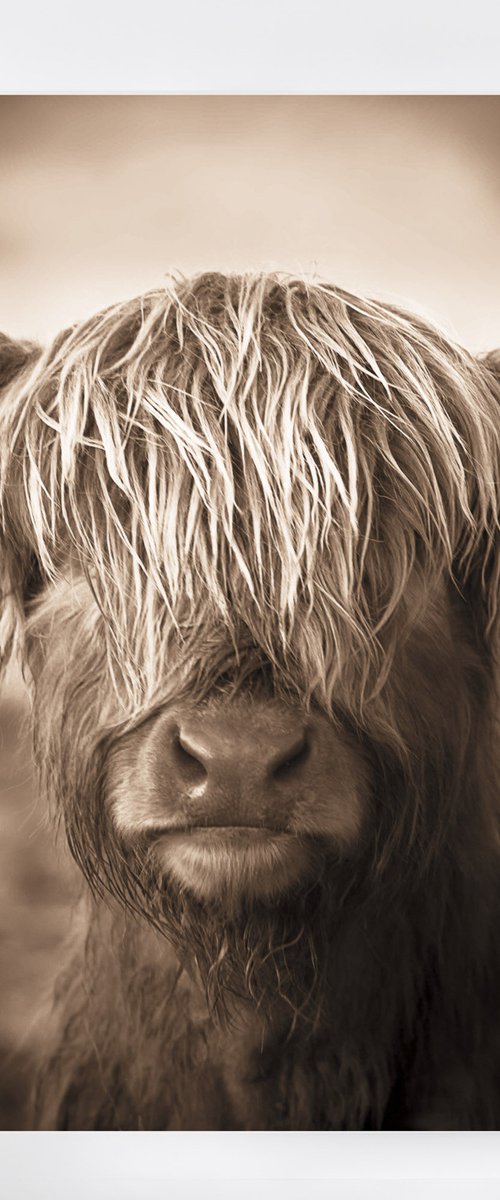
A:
[1,276,498,968]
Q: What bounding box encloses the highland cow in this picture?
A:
[0,273,499,1130]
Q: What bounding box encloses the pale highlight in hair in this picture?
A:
[1,272,499,715]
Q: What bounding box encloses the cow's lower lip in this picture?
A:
[151,826,316,905]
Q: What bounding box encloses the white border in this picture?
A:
[1,1132,500,1196]
[0,0,499,93]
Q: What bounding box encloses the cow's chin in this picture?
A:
[143,835,362,1028]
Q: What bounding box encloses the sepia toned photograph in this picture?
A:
[0,95,499,1135]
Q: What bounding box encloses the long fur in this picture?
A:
[0,273,499,1129]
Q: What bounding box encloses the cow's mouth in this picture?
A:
[165,824,285,842]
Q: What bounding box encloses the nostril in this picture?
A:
[173,732,208,783]
[271,735,310,782]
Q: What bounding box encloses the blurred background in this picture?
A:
[1,95,500,1128]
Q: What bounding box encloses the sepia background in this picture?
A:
[1,94,500,1129]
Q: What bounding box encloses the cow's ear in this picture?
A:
[0,332,40,391]
[0,333,42,674]
[462,348,500,648]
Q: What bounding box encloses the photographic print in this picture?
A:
[0,95,499,1135]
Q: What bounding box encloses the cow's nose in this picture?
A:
[176,717,308,783]
[169,709,310,822]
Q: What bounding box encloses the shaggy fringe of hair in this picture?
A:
[1,272,499,720]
